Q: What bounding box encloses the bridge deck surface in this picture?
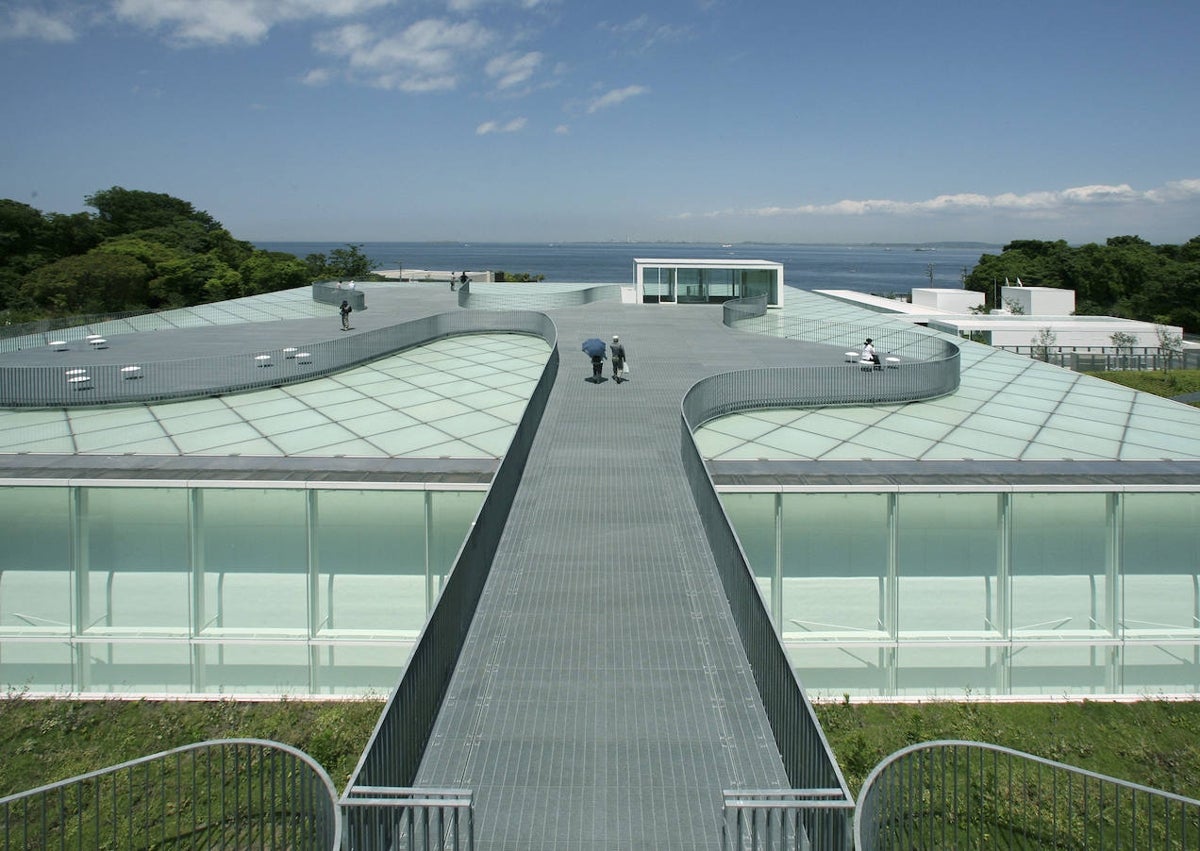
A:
[414,300,843,850]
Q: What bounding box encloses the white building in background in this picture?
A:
[634,258,785,308]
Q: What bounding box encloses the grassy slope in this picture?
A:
[1084,367,1200,403]
[3,697,1199,804]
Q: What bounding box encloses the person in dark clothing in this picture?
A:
[591,353,604,380]
[610,334,627,383]
[459,271,469,289]
[340,299,352,330]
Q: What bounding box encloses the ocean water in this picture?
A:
[255,241,998,294]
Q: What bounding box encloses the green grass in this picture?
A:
[0,693,384,796]
[1084,367,1200,402]
[3,695,1199,807]
[814,698,1200,799]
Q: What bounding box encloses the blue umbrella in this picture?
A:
[581,338,606,357]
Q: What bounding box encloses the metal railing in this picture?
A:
[722,790,856,851]
[341,788,473,851]
[456,280,623,310]
[339,313,558,848]
[855,740,1200,850]
[313,280,367,310]
[995,345,1200,373]
[0,309,553,408]
[680,390,856,848]
[0,738,340,850]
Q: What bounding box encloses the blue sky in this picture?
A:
[2,0,1198,244]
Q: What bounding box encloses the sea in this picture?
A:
[254,241,999,295]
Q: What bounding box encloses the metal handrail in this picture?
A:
[457,279,623,310]
[339,312,558,847]
[855,740,1200,850]
[0,309,552,408]
[0,738,340,850]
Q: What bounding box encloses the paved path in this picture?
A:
[414,300,843,850]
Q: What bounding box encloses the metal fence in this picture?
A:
[995,345,1200,373]
[341,788,473,851]
[0,309,553,408]
[855,740,1200,850]
[0,738,340,850]
[456,280,623,310]
[680,380,856,848]
[339,313,558,848]
[722,791,856,851]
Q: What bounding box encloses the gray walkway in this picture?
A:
[415,302,842,850]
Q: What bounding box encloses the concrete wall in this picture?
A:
[910,288,984,312]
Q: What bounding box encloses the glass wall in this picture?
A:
[721,488,1200,698]
[0,483,485,696]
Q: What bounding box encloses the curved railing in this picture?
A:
[0,738,340,851]
[0,310,554,408]
[457,279,623,310]
[855,740,1200,850]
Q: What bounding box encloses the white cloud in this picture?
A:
[476,116,527,134]
[485,51,542,91]
[0,7,78,42]
[598,14,690,52]
[554,124,569,135]
[677,180,1200,221]
[586,84,648,113]
[112,0,396,46]
[315,18,495,92]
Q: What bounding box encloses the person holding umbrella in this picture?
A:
[581,337,606,382]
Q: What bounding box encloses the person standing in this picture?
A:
[340,299,353,331]
[459,270,469,290]
[450,271,456,292]
[611,334,627,383]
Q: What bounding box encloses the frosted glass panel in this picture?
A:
[1123,643,1200,694]
[199,489,308,633]
[316,490,427,634]
[312,642,413,694]
[781,493,887,636]
[198,642,311,694]
[1123,492,1200,574]
[722,493,775,579]
[82,488,190,633]
[897,493,998,635]
[1008,643,1112,696]
[895,645,1001,696]
[429,491,485,579]
[1011,492,1110,636]
[0,643,74,691]
[1123,492,1200,636]
[82,641,192,693]
[0,487,71,633]
[787,643,891,697]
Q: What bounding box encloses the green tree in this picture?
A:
[85,187,219,236]
[326,244,377,280]
[240,251,311,295]
[24,252,151,314]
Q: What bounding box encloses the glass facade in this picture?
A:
[722,488,1200,698]
[636,262,781,305]
[0,484,484,695]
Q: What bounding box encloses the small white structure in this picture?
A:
[634,258,784,308]
[999,285,1075,316]
[910,288,985,313]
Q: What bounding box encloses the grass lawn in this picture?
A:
[1084,367,1200,403]
[3,695,1199,805]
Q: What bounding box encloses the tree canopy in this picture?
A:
[0,188,338,323]
[964,236,1200,331]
